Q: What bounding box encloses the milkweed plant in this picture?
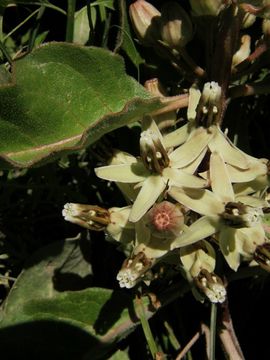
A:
[1,0,270,359]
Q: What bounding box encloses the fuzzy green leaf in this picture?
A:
[0,238,151,359]
[0,42,163,168]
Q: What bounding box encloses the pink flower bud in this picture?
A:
[129,0,161,46]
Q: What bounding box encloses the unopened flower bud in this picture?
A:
[194,269,226,303]
[129,0,161,46]
[232,34,251,68]
[241,12,256,28]
[117,252,153,288]
[146,201,184,238]
[222,202,263,228]
[160,2,193,49]
[144,79,177,130]
[262,18,270,37]
[254,242,270,271]
[189,0,226,17]
[62,203,110,231]
[140,129,170,173]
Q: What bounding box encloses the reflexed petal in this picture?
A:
[235,225,265,258]
[169,187,224,216]
[219,226,240,271]
[180,240,216,277]
[226,160,268,183]
[181,148,207,174]
[171,216,220,248]
[209,127,249,169]
[233,174,270,195]
[109,150,137,165]
[129,175,166,222]
[135,219,151,246]
[169,127,213,168]
[187,85,201,122]
[163,123,189,148]
[95,162,149,183]
[163,168,208,188]
[236,195,268,208]
[142,236,175,259]
[210,152,234,202]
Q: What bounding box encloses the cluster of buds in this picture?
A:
[129,0,193,50]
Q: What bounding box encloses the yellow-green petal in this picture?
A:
[95,162,149,183]
[169,127,213,168]
[163,167,208,188]
[219,226,240,271]
[171,216,220,248]
[181,148,207,174]
[129,175,166,222]
[169,187,224,216]
[210,151,234,202]
[226,160,267,183]
[163,123,189,148]
[209,127,249,169]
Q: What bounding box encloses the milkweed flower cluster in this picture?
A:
[63,0,270,303]
[63,82,269,303]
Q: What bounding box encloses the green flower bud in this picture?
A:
[129,0,161,46]
[160,2,193,49]
[189,0,226,17]
[241,12,256,28]
[262,18,270,36]
[144,78,177,130]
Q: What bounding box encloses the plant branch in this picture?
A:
[219,300,245,360]
[210,303,217,360]
[66,0,76,42]
[175,323,210,360]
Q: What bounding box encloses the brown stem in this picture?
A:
[151,94,189,116]
[219,300,245,360]
[211,4,243,125]
[229,81,270,99]
[175,323,210,360]
[178,47,206,79]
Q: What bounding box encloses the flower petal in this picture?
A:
[235,225,265,258]
[169,187,224,216]
[181,148,207,174]
[233,174,270,195]
[95,162,149,183]
[236,195,268,208]
[169,127,213,168]
[210,151,234,202]
[163,123,189,148]
[163,167,208,188]
[171,216,220,248]
[209,127,249,169]
[129,175,166,222]
[180,240,216,277]
[226,160,267,183]
[219,226,240,271]
[187,85,201,122]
